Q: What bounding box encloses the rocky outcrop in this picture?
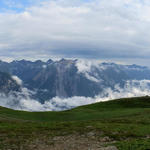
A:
[0,72,21,94]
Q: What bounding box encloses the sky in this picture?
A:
[0,0,150,65]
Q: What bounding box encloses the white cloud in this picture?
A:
[75,59,103,82]
[75,60,94,73]
[12,75,22,85]
[0,0,150,64]
[84,73,100,83]
[0,79,150,111]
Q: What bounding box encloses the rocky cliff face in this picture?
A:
[0,59,150,102]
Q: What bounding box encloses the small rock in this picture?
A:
[99,146,118,150]
[87,132,95,137]
[100,136,111,142]
[146,135,150,139]
[86,126,93,128]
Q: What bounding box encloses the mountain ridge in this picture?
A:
[0,59,150,103]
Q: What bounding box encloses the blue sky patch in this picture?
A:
[0,0,45,12]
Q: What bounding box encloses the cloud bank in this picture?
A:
[12,75,23,85]
[0,0,150,65]
[0,79,150,111]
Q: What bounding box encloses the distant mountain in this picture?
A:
[0,59,150,103]
[0,71,21,94]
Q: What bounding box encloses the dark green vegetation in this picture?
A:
[1,96,150,149]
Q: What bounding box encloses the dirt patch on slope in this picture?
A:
[27,133,117,150]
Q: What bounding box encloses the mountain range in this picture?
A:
[0,59,150,104]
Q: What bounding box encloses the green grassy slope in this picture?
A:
[1,96,150,122]
[1,96,150,149]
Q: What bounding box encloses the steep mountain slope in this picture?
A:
[0,59,150,103]
[0,71,20,94]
